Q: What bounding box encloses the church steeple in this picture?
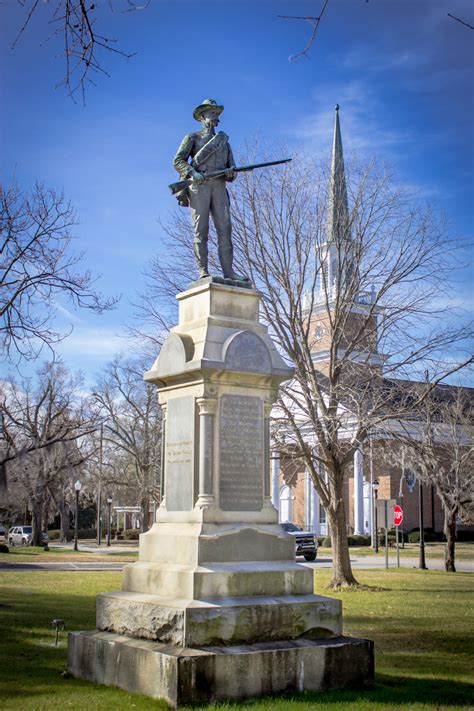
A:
[310,105,383,374]
[317,105,352,299]
[327,104,349,244]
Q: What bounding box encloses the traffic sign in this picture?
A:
[376,499,396,529]
[393,505,404,526]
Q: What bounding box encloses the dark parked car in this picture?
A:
[281,522,318,561]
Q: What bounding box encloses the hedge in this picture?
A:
[408,529,438,543]
[76,529,97,539]
[456,529,474,542]
[123,528,140,541]
[321,535,372,548]
[351,534,371,546]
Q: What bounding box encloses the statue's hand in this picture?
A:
[191,169,204,183]
[225,168,236,181]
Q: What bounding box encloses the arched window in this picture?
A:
[279,485,293,523]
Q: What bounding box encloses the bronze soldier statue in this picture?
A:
[173,99,247,281]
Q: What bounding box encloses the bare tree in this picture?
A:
[92,355,161,532]
[140,143,471,586]
[0,182,117,363]
[0,361,95,544]
[396,384,473,572]
[13,0,149,100]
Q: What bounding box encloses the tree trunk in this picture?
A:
[444,507,457,573]
[31,500,42,547]
[141,494,150,533]
[59,491,71,542]
[327,499,358,587]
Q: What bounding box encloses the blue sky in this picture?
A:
[1,0,473,383]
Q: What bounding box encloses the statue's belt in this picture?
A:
[192,132,228,170]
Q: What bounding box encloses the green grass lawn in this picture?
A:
[0,546,138,563]
[0,569,472,710]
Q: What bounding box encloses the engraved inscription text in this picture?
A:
[220,394,263,511]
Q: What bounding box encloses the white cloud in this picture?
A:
[56,327,127,359]
[291,79,416,160]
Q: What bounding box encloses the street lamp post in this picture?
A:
[373,478,380,553]
[107,496,113,547]
[418,479,427,570]
[74,480,82,552]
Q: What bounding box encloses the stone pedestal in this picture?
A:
[68,280,373,707]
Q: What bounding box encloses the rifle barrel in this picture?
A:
[168,158,292,195]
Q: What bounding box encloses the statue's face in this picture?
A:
[201,110,220,129]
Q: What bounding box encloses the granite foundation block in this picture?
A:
[96,591,343,646]
[68,630,374,709]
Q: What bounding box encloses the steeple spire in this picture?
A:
[327,104,349,244]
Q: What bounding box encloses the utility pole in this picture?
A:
[74,480,82,552]
[373,479,380,553]
[418,370,429,571]
[418,479,427,570]
[97,424,103,547]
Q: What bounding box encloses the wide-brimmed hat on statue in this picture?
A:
[193,99,224,121]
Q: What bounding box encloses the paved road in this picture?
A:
[304,554,473,573]
[1,554,472,573]
[0,561,126,571]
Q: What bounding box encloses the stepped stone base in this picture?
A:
[121,560,314,598]
[68,283,374,705]
[97,590,342,647]
[68,630,374,709]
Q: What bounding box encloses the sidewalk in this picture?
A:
[49,541,138,554]
[310,553,473,573]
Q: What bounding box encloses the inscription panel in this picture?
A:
[219,395,263,511]
[165,396,195,511]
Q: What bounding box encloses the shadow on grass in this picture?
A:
[332,584,390,593]
[186,676,474,709]
[1,573,473,709]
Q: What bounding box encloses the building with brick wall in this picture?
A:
[270,107,473,539]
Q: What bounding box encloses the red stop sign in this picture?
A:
[393,505,404,526]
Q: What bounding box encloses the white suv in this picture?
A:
[8,525,33,546]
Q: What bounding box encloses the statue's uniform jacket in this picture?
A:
[174,129,236,275]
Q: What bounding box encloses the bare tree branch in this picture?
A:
[279,0,330,61]
[13,0,144,100]
[447,12,474,30]
[0,181,118,363]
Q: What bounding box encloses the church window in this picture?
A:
[315,322,325,341]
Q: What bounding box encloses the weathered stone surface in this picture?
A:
[68,631,374,708]
[138,523,295,565]
[223,330,272,373]
[153,333,194,376]
[122,561,314,599]
[165,396,195,511]
[144,282,294,382]
[97,591,342,647]
[97,592,185,644]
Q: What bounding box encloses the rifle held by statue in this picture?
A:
[168,158,292,196]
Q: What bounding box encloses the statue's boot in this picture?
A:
[194,242,209,278]
[220,246,249,282]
